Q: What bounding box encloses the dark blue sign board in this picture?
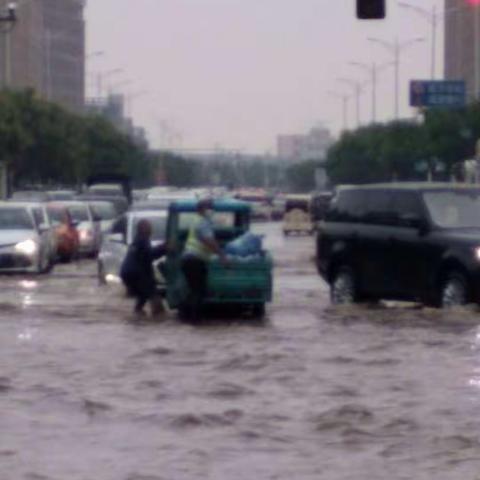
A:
[410,80,466,108]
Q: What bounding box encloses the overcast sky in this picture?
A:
[86,0,445,154]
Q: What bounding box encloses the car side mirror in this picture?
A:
[108,233,125,243]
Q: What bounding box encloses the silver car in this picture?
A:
[97,210,167,288]
[10,201,58,266]
[0,203,53,273]
[88,200,119,235]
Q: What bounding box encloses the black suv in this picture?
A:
[316,183,480,307]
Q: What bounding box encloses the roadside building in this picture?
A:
[277,127,333,163]
[444,0,479,100]
[0,0,85,112]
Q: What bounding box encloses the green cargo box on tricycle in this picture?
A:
[163,199,273,317]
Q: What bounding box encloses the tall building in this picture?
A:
[444,0,480,100]
[277,127,333,162]
[0,0,86,112]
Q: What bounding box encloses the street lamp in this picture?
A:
[328,91,350,132]
[368,36,425,119]
[337,77,363,128]
[350,61,393,123]
[0,2,17,88]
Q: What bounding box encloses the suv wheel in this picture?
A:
[331,266,357,305]
[441,272,469,308]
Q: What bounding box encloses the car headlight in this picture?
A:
[475,247,480,261]
[79,229,92,241]
[14,239,38,256]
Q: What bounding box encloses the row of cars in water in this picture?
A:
[0,184,199,276]
[0,189,121,274]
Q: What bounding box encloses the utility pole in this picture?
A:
[0,3,17,200]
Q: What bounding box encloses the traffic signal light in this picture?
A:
[357,0,386,19]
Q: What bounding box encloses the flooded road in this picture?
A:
[2,223,480,479]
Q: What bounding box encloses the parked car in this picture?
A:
[55,201,101,257]
[46,203,80,262]
[317,183,480,308]
[97,210,168,289]
[0,202,53,273]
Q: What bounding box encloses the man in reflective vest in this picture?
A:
[181,199,225,320]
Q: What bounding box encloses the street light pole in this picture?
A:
[329,91,350,131]
[337,78,362,127]
[368,36,425,119]
[350,61,393,123]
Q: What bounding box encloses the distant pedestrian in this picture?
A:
[120,219,166,314]
[181,199,226,321]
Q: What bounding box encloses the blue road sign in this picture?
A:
[410,80,466,108]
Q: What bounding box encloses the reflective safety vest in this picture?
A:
[184,215,211,260]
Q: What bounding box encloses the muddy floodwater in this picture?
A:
[2,223,480,480]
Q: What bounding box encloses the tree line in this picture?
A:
[0,89,159,189]
[326,103,480,185]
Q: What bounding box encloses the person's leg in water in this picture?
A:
[134,279,156,315]
[181,256,207,321]
[134,294,149,314]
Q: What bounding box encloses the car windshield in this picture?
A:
[90,202,116,220]
[132,216,167,241]
[68,205,89,222]
[423,191,480,228]
[47,208,66,225]
[0,208,34,230]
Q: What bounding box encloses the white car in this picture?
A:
[57,201,102,257]
[10,201,58,265]
[88,200,119,234]
[0,203,54,273]
[97,210,167,288]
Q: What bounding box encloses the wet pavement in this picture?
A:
[2,223,480,479]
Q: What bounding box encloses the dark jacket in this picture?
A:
[120,236,166,296]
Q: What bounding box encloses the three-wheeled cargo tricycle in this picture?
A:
[162,199,273,317]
